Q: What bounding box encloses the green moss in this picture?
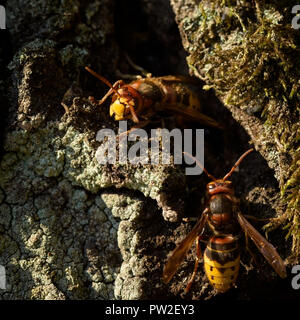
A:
[180,0,300,259]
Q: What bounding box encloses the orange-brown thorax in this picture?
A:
[206,180,237,232]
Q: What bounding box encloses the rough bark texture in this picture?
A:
[0,0,188,301]
[170,0,300,263]
[0,0,299,300]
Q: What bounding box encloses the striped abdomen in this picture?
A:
[204,235,240,293]
[128,76,221,128]
[131,77,202,113]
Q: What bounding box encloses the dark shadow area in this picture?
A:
[115,0,188,76]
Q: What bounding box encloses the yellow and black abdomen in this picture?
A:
[204,235,240,293]
[130,76,221,128]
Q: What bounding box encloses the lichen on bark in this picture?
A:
[0,0,186,299]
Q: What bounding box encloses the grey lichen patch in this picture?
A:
[98,191,159,299]
[171,0,300,260]
[35,149,65,178]
[57,118,185,221]
[0,118,184,299]
[115,222,149,300]
[0,129,122,299]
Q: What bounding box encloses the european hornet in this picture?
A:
[163,149,287,293]
[85,66,221,129]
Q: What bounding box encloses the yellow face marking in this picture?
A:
[110,98,135,120]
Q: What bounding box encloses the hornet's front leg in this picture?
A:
[88,80,125,107]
